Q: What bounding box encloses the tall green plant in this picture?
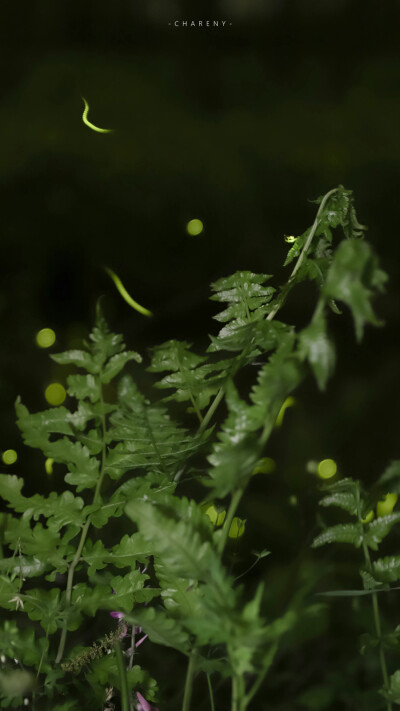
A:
[0,186,388,710]
[313,465,400,710]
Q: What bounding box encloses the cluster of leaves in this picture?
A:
[0,186,388,710]
[313,463,400,708]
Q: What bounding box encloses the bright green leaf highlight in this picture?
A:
[205,504,226,527]
[377,493,398,517]
[81,96,113,134]
[105,268,152,317]
[228,517,246,539]
[362,510,374,524]
[45,383,66,406]
[36,328,56,348]
[186,219,204,236]
[318,459,337,479]
[1,450,18,465]
[252,457,276,475]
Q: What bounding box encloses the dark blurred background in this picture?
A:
[1,1,400,708]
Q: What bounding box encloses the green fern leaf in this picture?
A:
[372,557,400,583]
[312,523,364,548]
[125,606,190,653]
[324,239,387,341]
[364,513,400,551]
[107,375,205,478]
[299,310,336,391]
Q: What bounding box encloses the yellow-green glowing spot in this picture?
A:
[285,235,296,243]
[105,268,152,317]
[186,219,204,236]
[204,504,226,527]
[36,328,56,348]
[81,97,113,134]
[2,450,18,465]
[377,493,398,518]
[275,396,295,428]
[252,457,276,476]
[45,383,66,406]
[361,510,374,524]
[45,458,54,475]
[317,458,337,480]
[228,517,246,539]
[289,495,298,506]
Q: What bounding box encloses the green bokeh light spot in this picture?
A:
[186,219,204,236]
[2,449,18,465]
[318,458,337,479]
[36,328,56,348]
[45,458,54,475]
[45,383,66,406]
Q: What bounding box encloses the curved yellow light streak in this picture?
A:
[105,268,152,317]
[81,97,113,134]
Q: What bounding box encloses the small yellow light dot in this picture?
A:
[285,235,296,243]
[317,459,337,479]
[186,219,204,236]
[252,457,276,475]
[228,517,246,539]
[377,493,398,518]
[36,328,56,348]
[361,510,374,524]
[45,383,66,406]
[2,449,18,465]
[289,495,298,506]
[45,458,54,475]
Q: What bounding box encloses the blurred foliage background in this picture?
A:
[1,1,400,708]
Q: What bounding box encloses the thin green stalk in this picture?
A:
[182,651,197,711]
[244,644,277,706]
[200,188,338,434]
[55,385,108,664]
[128,624,136,670]
[218,487,245,556]
[206,674,216,711]
[231,675,245,711]
[198,387,224,435]
[267,187,338,322]
[356,481,392,711]
[232,676,239,711]
[362,540,392,710]
[115,642,131,711]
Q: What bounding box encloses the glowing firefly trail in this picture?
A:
[105,268,152,317]
[81,97,113,134]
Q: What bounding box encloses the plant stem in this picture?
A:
[199,387,224,435]
[267,187,338,322]
[218,487,245,556]
[362,540,392,711]
[232,675,246,711]
[115,642,131,711]
[200,188,338,432]
[55,385,108,664]
[182,651,197,711]
[128,625,136,670]
[206,674,216,711]
[231,676,239,711]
